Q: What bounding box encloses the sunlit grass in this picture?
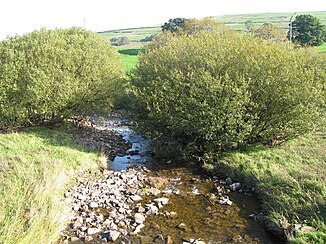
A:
[118,47,143,72]
[205,132,326,243]
[0,127,103,243]
[316,43,326,52]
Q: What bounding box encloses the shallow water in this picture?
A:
[91,116,279,243]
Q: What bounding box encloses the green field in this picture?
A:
[215,11,326,31]
[117,46,144,72]
[100,26,160,43]
[99,11,326,40]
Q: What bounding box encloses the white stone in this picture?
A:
[87,227,100,235]
[130,195,143,201]
[134,213,146,224]
[89,202,98,208]
[134,223,145,234]
[108,230,121,241]
[153,197,169,205]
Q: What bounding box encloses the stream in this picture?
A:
[64,116,280,243]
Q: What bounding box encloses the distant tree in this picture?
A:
[161,18,186,33]
[245,20,254,34]
[255,23,287,42]
[289,14,326,46]
[179,17,224,35]
[110,36,130,46]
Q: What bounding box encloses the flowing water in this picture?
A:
[88,116,280,243]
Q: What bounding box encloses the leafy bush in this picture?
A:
[130,28,325,158]
[0,28,123,128]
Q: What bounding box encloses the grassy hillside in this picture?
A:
[215,11,326,31]
[99,11,326,42]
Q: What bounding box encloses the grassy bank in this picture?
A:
[0,127,103,243]
[204,132,326,243]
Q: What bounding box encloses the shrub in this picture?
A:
[130,28,325,158]
[0,28,123,128]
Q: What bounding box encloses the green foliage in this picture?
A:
[255,23,287,42]
[130,29,325,157]
[0,28,123,128]
[290,14,326,46]
[161,18,186,33]
[179,18,225,35]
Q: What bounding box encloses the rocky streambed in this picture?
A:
[62,115,280,243]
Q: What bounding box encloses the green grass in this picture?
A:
[0,127,104,243]
[99,11,326,39]
[204,132,326,243]
[316,43,326,52]
[117,46,143,72]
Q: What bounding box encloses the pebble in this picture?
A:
[89,201,98,208]
[218,196,233,205]
[146,204,159,215]
[225,177,233,186]
[154,197,169,205]
[134,213,146,224]
[170,211,178,218]
[130,195,143,201]
[87,227,100,235]
[177,223,187,231]
[134,223,145,234]
[108,230,121,241]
